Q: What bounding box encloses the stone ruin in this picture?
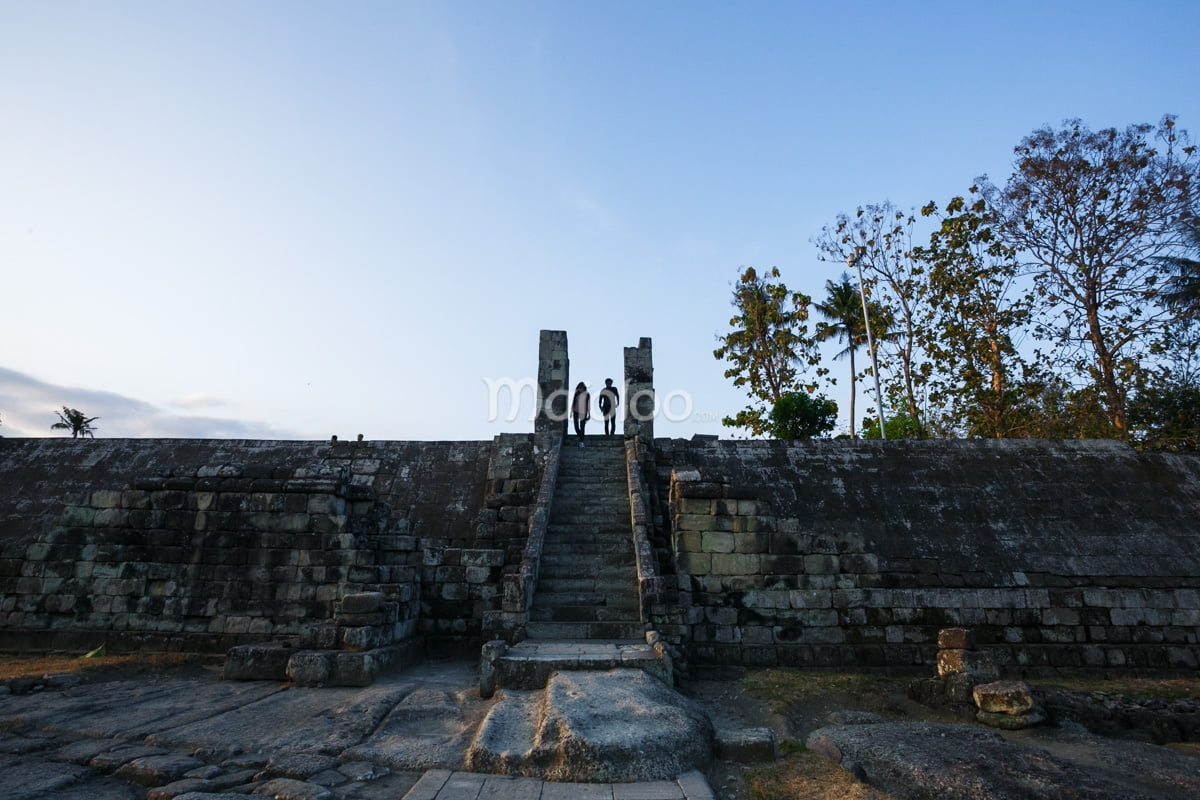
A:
[0,329,1198,687]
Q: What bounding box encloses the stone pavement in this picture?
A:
[0,659,719,800]
[404,769,714,800]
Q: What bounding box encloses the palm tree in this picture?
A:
[1159,218,1200,319]
[814,273,868,437]
[51,406,99,438]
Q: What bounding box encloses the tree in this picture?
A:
[52,407,99,438]
[813,272,888,438]
[860,397,925,439]
[914,193,1042,438]
[1158,216,1200,320]
[714,266,823,436]
[814,202,929,434]
[768,391,838,439]
[981,116,1200,434]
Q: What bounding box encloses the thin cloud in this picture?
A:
[172,393,227,410]
[0,366,299,439]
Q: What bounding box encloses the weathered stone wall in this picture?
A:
[4,434,1198,673]
[0,437,540,653]
[654,438,1200,673]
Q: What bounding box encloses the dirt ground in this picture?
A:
[4,654,1199,800]
[680,670,935,800]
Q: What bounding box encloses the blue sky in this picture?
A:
[2,1,1198,441]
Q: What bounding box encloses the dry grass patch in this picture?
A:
[0,651,222,682]
[743,669,909,713]
[745,746,891,800]
[1039,675,1200,700]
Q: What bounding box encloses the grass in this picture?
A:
[745,747,892,800]
[0,651,222,682]
[743,669,910,714]
[736,667,1200,800]
[1038,675,1200,701]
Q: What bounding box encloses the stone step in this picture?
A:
[537,561,633,578]
[529,591,641,608]
[550,499,629,509]
[550,506,628,516]
[541,550,634,568]
[528,605,641,623]
[535,575,637,594]
[545,521,631,534]
[543,541,633,555]
[542,535,633,547]
[548,516,630,528]
[525,621,649,640]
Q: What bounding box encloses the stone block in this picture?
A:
[677,552,711,576]
[976,707,1045,730]
[711,553,760,575]
[461,549,505,567]
[465,566,492,584]
[90,490,123,509]
[736,499,759,516]
[676,513,715,531]
[714,727,775,762]
[803,554,839,575]
[937,627,976,650]
[701,531,735,554]
[222,644,293,681]
[937,648,999,682]
[972,680,1035,714]
[287,651,334,687]
[678,498,714,515]
[340,592,385,614]
[341,625,392,652]
[733,531,768,553]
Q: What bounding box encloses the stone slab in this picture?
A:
[400,772,715,800]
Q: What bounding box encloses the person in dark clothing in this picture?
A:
[598,377,620,436]
[571,381,590,445]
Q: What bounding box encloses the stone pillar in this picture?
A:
[535,330,569,439]
[624,337,654,442]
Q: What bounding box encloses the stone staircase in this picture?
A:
[527,435,646,640]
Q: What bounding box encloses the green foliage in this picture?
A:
[860,403,925,440]
[51,406,99,439]
[982,115,1200,433]
[1129,381,1200,451]
[912,192,1044,438]
[814,202,928,434]
[1157,217,1200,320]
[812,272,889,437]
[714,266,824,436]
[768,391,838,439]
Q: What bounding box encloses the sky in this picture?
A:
[2,1,1198,442]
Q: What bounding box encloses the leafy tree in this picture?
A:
[1129,380,1200,451]
[768,391,838,439]
[714,266,824,436]
[814,202,929,434]
[914,193,1043,438]
[813,272,888,438]
[52,406,99,438]
[1157,216,1200,320]
[981,116,1200,434]
[860,397,925,440]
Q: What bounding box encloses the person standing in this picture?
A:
[598,377,620,436]
[571,381,591,445]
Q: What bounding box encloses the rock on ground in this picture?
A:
[806,721,1200,800]
[465,668,714,782]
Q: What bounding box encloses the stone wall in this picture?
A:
[0,436,544,654]
[655,438,1200,673]
[3,434,1199,674]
